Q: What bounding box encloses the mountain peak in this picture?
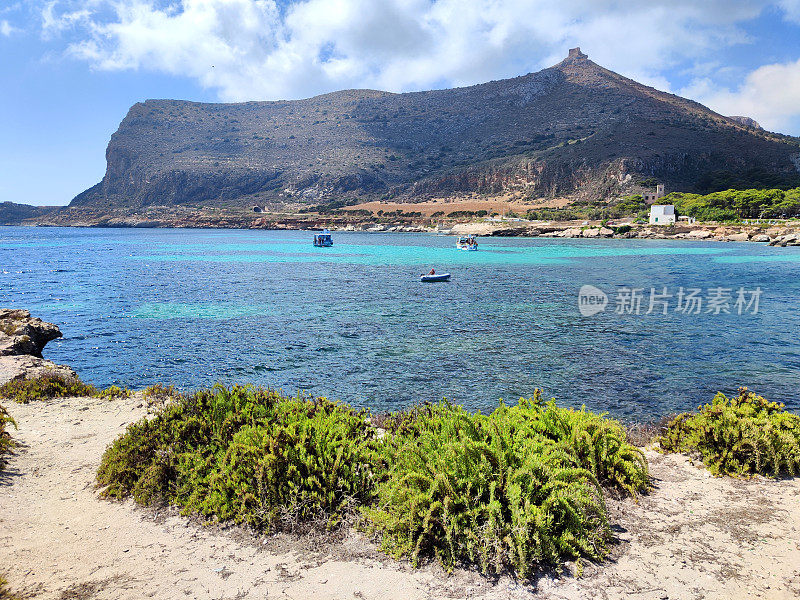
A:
[567,47,588,61]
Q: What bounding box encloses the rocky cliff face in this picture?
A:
[71,49,800,209]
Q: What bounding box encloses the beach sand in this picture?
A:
[1,394,799,600]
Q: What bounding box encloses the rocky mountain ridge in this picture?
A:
[64,48,799,211]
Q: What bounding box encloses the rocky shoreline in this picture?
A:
[4,205,800,245]
[328,220,800,245]
[0,309,75,385]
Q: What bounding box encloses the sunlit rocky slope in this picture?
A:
[60,48,800,209]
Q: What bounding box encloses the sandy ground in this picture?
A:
[342,194,572,217]
[1,395,800,600]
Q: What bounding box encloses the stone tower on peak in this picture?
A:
[568,47,588,60]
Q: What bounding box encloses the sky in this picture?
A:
[2,0,800,206]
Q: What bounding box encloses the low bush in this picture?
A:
[0,375,98,403]
[0,404,16,461]
[97,385,131,399]
[368,395,648,576]
[96,386,648,579]
[659,388,800,477]
[142,383,181,410]
[97,385,379,530]
[0,375,131,404]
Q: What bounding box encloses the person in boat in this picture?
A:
[427,268,435,275]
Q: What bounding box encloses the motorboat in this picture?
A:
[313,229,333,247]
[456,235,478,250]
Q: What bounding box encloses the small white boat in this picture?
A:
[420,272,451,282]
[456,235,478,250]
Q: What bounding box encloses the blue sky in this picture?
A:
[2,0,800,206]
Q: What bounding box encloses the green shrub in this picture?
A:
[0,375,99,403]
[97,385,380,530]
[367,394,648,576]
[659,388,800,477]
[0,404,16,461]
[667,187,800,221]
[142,383,180,408]
[0,375,130,403]
[97,385,131,399]
[96,386,649,579]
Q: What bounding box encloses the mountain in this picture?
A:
[71,48,800,210]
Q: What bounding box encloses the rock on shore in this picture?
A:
[0,309,75,385]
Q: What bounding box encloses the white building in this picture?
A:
[649,204,676,225]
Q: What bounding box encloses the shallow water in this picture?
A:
[2,226,799,419]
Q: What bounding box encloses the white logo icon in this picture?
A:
[578,285,608,316]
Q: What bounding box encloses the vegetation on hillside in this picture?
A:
[0,375,130,404]
[522,187,800,223]
[525,196,649,222]
[667,187,800,221]
[96,386,648,578]
[695,168,800,194]
[659,388,800,477]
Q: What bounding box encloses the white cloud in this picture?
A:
[779,0,800,22]
[1,19,20,36]
[682,59,800,133]
[31,0,800,136]
[37,0,784,101]
[41,0,100,40]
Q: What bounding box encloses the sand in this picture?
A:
[1,394,799,600]
[341,194,573,218]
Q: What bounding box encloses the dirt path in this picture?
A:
[1,395,799,600]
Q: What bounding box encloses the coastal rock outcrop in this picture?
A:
[0,309,75,386]
[0,309,62,357]
[769,233,800,246]
[686,229,713,239]
[725,232,750,242]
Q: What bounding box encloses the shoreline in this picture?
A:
[4,218,800,246]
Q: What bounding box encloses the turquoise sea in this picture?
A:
[2,226,799,419]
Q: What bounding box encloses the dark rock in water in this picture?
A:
[0,309,63,358]
[491,227,529,236]
[0,309,74,386]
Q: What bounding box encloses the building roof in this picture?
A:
[650,205,675,214]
